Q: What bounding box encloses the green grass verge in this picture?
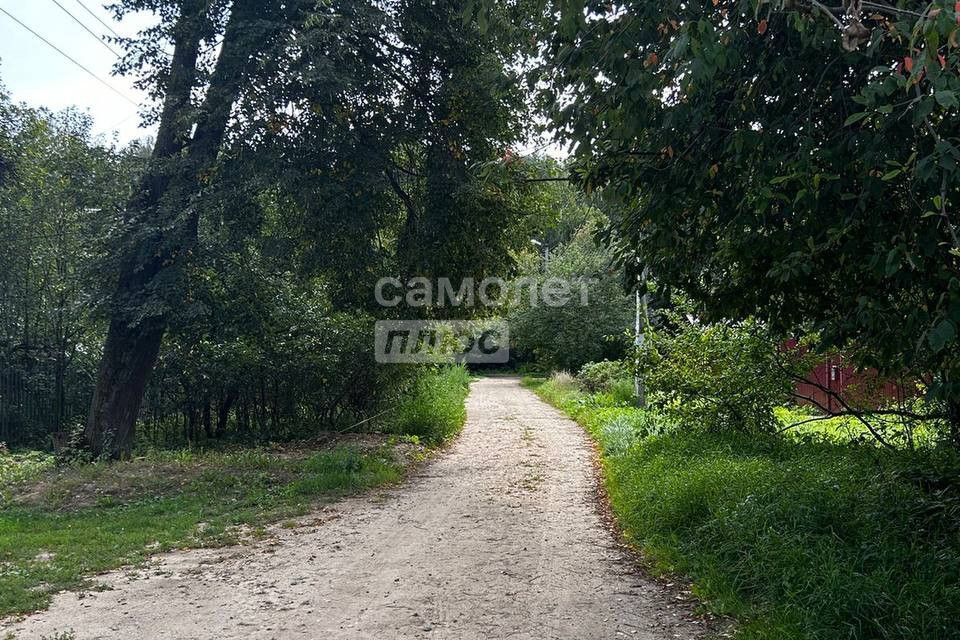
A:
[0,445,404,617]
[0,365,474,618]
[524,376,960,640]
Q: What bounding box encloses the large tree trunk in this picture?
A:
[84,5,204,457]
[86,0,273,457]
[85,317,165,456]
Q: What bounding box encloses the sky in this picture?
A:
[0,0,157,144]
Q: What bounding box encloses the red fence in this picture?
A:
[793,354,909,413]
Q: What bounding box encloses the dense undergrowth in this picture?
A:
[526,376,960,640]
[0,366,470,618]
[391,365,471,444]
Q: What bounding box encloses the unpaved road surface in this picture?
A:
[3,377,707,639]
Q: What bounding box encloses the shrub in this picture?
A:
[639,316,790,434]
[607,378,637,405]
[507,225,633,372]
[392,366,471,444]
[578,360,630,393]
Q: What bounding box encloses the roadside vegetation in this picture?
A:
[525,365,960,640]
[391,366,471,444]
[0,365,469,617]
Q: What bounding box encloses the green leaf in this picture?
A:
[881,168,902,181]
[843,111,869,126]
[477,8,488,34]
[929,319,957,352]
[935,90,958,109]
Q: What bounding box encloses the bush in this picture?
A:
[507,225,633,373]
[577,360,630,393]
[607,378,637,405]
[392,366,471,444]
[639,316,790,434]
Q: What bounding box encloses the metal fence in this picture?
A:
[0,355,82,447]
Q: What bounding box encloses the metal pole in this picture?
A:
[634,265,649,408]
[634,287,643,407]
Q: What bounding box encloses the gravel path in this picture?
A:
[3,377,707,639]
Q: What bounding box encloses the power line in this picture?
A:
[73,0,174,59]
[48,0,122,58]
[0,6,138,107]
[71,0,121,40]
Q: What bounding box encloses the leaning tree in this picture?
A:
[87,0,532,457]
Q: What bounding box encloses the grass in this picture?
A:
[0,451,55,499]
[525,375,960,640]
[391,365,471,444]
[774,406,941,448]
[0,445,405,617]
[0,365,474,618]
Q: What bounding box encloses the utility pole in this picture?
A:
[634,264,650,408]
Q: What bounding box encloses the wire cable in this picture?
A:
[0,6,138,107]
[48,0,122,58]
[71,0,121,40]
[73,0,173,59]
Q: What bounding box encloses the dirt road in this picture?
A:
[3,377,706,639]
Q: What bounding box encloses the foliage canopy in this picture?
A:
[542,0,960,435]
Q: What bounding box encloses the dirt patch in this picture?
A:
[11,461,204,510]
[11,432,414,511]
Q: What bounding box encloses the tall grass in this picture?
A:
[527,376,960,640]
[392,365,471,444]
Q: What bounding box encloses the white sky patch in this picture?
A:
[0,0,157,144]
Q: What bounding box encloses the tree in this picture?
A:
[86,0,314,456]
[0,96,133,446]
[542,0,960,442]
[507,183,634,372]
[88,0,534,456]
